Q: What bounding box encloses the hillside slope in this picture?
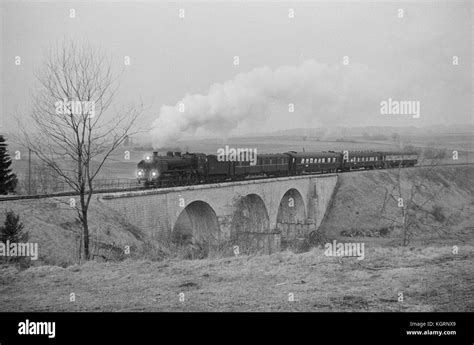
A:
[0,198,144,266]
[319,165,474,240]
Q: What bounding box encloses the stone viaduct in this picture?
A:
[98,174,338,254]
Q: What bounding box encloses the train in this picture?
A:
[136,150,418,187]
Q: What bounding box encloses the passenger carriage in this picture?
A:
[286,151,340,174]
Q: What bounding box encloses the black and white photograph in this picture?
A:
[0,0,472,344]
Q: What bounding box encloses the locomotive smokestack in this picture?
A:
[153,151,158,157]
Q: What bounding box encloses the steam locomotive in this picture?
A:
[136,150,418,187]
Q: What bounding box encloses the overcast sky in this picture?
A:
[1,0,472,141]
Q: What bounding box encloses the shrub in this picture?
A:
[431,205,445,222]
[0,211,30,268]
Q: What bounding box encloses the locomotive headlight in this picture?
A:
[151,169,159,178]
[137,169,144,177]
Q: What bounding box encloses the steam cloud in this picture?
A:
[150,60,387,149]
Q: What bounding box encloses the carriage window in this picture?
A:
[301,158,304,164]
[310,158,313,163]
[322,158,325,163]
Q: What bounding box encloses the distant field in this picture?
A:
[6,130,473,191]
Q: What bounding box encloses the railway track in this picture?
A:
[1,162,472,202]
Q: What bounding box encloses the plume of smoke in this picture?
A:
[150,60,387,149]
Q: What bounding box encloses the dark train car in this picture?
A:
[206,154,232,181]
[341,151,381,171]
[380,151,418,168]
[287,151,340,175]
[234,153,290,178]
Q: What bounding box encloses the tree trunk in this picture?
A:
[80,191,90,260]
[82,208,90,260]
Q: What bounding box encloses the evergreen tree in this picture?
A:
[0,135,18,194]
[0,211,29,266]
[0,211,27,243]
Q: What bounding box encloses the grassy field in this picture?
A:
[0,239,472,312]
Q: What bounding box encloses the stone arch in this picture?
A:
[276,188,306,244]
[172,200,221,248]
[231,193,273,254]
[231,193,270,236]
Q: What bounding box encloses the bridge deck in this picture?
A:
[101,173,337,199]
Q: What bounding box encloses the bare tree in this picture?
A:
[378,151,449,246]
[18,39,143,260]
